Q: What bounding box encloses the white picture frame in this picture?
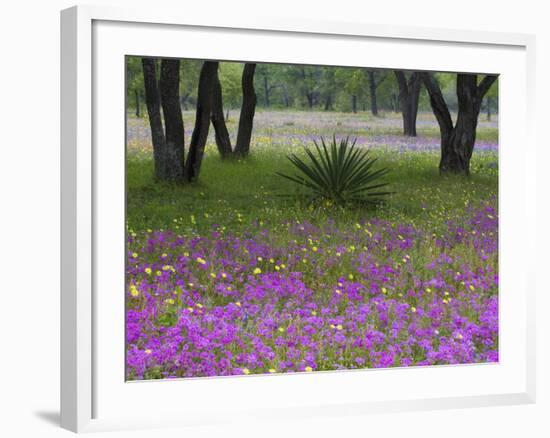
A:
[60,4,537,433]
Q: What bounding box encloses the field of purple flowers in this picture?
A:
[126,110,498,380]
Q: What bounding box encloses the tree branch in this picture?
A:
[420,72,454,136]
[477,75,498,99]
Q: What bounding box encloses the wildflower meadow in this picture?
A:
[126,60,498,380]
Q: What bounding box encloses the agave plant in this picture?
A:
[277,136,391,205]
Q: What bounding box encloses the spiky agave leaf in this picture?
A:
[277,136,392,205]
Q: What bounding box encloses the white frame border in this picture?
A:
[60,4,537,433]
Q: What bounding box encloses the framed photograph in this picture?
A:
[61,4,536,433]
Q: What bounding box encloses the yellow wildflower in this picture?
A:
[129,285,139,297]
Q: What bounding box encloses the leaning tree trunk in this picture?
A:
[159,59,185,182]
[367,71,378,116]
[184,61,218,182]
[395,71,421,137]
[234,63,257,157]
[141,58,166,180]
[210,66,233,159]
[422,72,497,175]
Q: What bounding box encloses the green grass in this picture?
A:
[126,146,498,238]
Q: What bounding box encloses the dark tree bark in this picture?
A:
[134,89,141,118]
[282,84,290,107]
[234,63,257,157]
[263,74,270,107]
[210,67,233,159]
[180,92,191,110]
[184,61,218,182]
[394,71,422,136]
[324,94,333,111]
[159,59,185,182]
[351,95,357,113]
[367,70,378,116]
[422,72,498,175]
[306,92,314,109]
[390,93,398,113]
[142,58,186,182]
[141,58,166,180]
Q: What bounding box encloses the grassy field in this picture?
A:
[127,110,498,235]
[125,110,499,380]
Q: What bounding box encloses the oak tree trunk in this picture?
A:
[324,94,332,111]
[282,84,290,107]
[422,72,497,175]
[141,58,167,180]
[395,71,421,137]
[306,92,314,109]
[234,63,257,157]
[210,66,233,159]
[184,61,218,182]
[263,75,270,107]
[134,89,141,118]
[367,71,378,116]
[159,59,185,182]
